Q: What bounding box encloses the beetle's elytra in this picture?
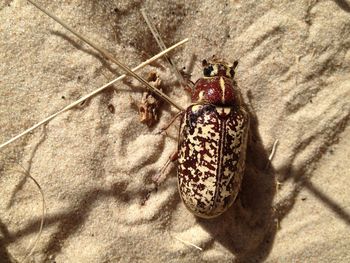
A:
[177,59,249,218]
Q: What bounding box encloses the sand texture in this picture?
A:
[1,0,350,262]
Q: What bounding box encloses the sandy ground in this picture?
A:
[1,0,350,262]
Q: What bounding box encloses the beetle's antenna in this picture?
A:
[141,9,186,88]
[27,0,185,111]
[232,60,239,70]
[0,39,187,150]
[1,153,46,262]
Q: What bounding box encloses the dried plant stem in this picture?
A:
[0,154,46,262]
[27,0,185,111]
[21,169,46,262]
[172,234,203,251]
[265,139,279,169]
[141,9,186,87]
[0,39,187,150]
[268,139,279,162]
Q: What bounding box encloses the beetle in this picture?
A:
[176,59,249,218]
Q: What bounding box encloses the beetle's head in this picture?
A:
[192,58,241,106]
[202,58,238,79]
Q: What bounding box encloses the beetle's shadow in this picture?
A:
[198,107,277,262]
[0,219,15,263]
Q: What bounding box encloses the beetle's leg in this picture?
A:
[182,80,194,94]
[178,64,195,94]
[141,151,178,205]
[156,111,184,135]
[152,151,178,184]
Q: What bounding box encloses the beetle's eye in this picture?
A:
[203,65,213,76]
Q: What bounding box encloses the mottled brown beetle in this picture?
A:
[175,59,249,218]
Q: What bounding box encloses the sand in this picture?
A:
[1,0,350,262]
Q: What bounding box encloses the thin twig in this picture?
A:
[268,139,279,161]
[172,234,203,251]
[1,154,46,262]
[0,39,187,150]
[141,9,186,87]
[265,139,279,169]
[27,0,185,111]
[21,169,46,263]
